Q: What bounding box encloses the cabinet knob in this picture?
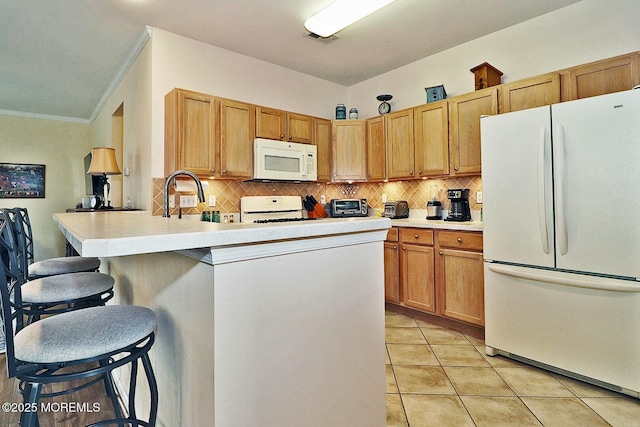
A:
[280,134,285,139]
[457,237,463,242]
[418,170,423,175]
[410,170,414,175]
[414,234,419,239]
[393,245,397,250]
[439,251,443,255]
[454,166,459,171]
[402,246,406,251]
[288,135,292,140]
[222,169,227,174]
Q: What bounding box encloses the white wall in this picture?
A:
[348,0,640,117]
[149,28,348,178]
[92,38,153,210]
[0,115,92,259]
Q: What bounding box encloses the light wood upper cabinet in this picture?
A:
[561,52,640,101]
[366,116,386,181]
[287,112,314,144]
[386,108,415,179]
[414,100,449,177]
[314,118,332,182]
[499,73,560,113]
[164,89,217,177]
[219,99,255,179]
[332,120,367,181]
[449,87,498,176]
[256,107,314,144]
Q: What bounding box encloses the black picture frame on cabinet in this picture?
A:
[0,163,46,198]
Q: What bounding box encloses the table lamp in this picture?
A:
[86,147,122,209]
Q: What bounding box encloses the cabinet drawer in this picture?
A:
[386,227,399,242]
[400,228,434,246]
[438,231,483,251]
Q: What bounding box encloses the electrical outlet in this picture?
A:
[382,194,387,203]
[209,195,217,207]
[228,212,240,223]
[180,195,198,208]
[169,195,175,208]
[320,195,326,204]
[476,191,483,204]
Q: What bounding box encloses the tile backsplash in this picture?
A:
[152,176,482,217]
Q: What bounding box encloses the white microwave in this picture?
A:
[253,138,317,181]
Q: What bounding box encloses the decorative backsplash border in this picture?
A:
[153,177,482,217]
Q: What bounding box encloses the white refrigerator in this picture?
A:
[481,89,640,398]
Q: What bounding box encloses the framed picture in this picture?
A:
[0,163,46,198]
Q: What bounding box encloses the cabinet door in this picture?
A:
[386,109,415,179]
[414,101,449,177]
[564,53,640,101]
[384,242,400,303]
[314,118,332,182]
[438,249,484,326]
[256,106,286,140]
[165,89,216,176]
[449,88,497,175]
[500,73,560,113]
[287,112,314,144]
[401,244,435,313]
[332,120,367,181]
[219,99,255,179]
[366,116,386,180]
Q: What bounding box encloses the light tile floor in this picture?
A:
[385,310,640,427]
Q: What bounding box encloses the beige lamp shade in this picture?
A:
[87,147,122,175]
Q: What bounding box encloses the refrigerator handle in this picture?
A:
[555,125,569,255]
[537,127,549,254]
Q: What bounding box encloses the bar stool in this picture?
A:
[3,208,114,327]
[11,207,101,279]
[0,211,159,427]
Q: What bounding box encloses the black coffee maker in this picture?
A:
[445,189,472,222]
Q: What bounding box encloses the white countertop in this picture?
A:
[54,211,392,257]
[386,209,483,232]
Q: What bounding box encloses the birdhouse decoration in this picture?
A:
[470,62,503,90]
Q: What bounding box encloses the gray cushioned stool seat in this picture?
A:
[14,305,156,364]
[20,272,114,304]
[28,256,101,278]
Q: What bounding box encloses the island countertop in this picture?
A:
[54,211,392,257]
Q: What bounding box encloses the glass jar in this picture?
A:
[336,104,346,120]
[349,108,358,119]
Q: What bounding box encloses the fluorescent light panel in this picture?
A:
[304,0,396,37]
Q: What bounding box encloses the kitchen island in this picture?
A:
[54,211,391,427]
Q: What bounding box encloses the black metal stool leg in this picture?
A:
[128,359,139,422]
[99,359,125,427]
[141,352,159,426]
[20,381,41,427]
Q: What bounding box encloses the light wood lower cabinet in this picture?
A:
[385,227,484,326]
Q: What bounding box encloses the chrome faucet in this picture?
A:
[163,170,205,218]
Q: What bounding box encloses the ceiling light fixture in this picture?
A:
[304,0,396,38]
